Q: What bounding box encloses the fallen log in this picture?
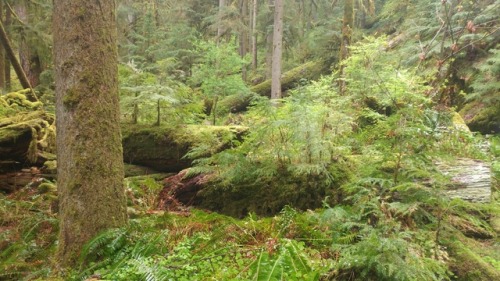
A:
[122,124,247,172]
[0,167,42,192]
[437,158,491,203]
[210,60,332,115]
[0,110,56,166]
[250,60,331,97]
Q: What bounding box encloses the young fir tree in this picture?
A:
[53,0,127,266]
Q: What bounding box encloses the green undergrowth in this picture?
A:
[0,181,59,280]
[1,174,498,280]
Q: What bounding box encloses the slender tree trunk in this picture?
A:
[338,0,354,95]
[271,0,284,100]
[217,0,226,43]
[265,0,274,79]
[4,5,10,92]
[53,0,127,267]
[251,0,258,71]
[15,0,42,87]
[0,19,34,97]
[0,1,5,92]
[132,92,139,124]
[156,99,161,126]
[239,0,249,81]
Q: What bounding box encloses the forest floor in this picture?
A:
[0,168,499,281]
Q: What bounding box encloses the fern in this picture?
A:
[249,239,319,281]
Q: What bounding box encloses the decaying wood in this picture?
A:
[0,110,56,166]
[122,124,247,172]
[0,167,41,192]
[438,158,491,203]
[157,169,211,212]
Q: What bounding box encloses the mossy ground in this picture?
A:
[1,171,498,280]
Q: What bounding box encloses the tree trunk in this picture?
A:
[53,0,127,267]
[0,1,5,92]
[251,0,258,71]
[0,19,34,95]
[239,0,249,81]
[15,0,42,87]
[217,0,226,43]
[271,0,284,100]
[4,4,10,92]
[338,0,354,95]
[265,0,274,79]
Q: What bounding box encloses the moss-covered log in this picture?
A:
[250,60,331,97]
[0,110,56,167]
[209,60,331,115]
[460,101,500,134]
[122,124,247,172]
[443,235,500,281]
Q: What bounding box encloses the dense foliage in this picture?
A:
[0,0,499,280]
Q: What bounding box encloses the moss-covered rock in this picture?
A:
[460,101,500,134]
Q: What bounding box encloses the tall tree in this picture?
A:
[271,0,284,100]
[239,0,249,81]
[216,0,226,43]
[15,0,43,87]
[0,1,5,92]
[53,0,127,266]
[0,17,34,95]
[3,3,10,91]
[250,0,258,71]
[338,0,354,95]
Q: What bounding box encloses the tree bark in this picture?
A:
[4,4,10,92]
[251,0,258,71]
[15,0,42,87]
[265,0,274,79]
[216,0,226,43]
[53,0,127,267]
[271,0,284,100]
[239,0,249,81]
[0,19,34,95]
[0,1,5,92]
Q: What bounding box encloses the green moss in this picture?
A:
[38,182,57,194]
[443,235,500,281]
[43,160,57,173]
[62,88,80,107]
[250,60,329,96]
[460,101,500,134]
[121,124,248,172]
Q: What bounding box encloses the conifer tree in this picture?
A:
[53,0,127,266]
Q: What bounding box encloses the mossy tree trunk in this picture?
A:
[53,0,127,267]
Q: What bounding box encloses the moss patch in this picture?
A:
[460,101,500,134]
[121,124,248,172]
